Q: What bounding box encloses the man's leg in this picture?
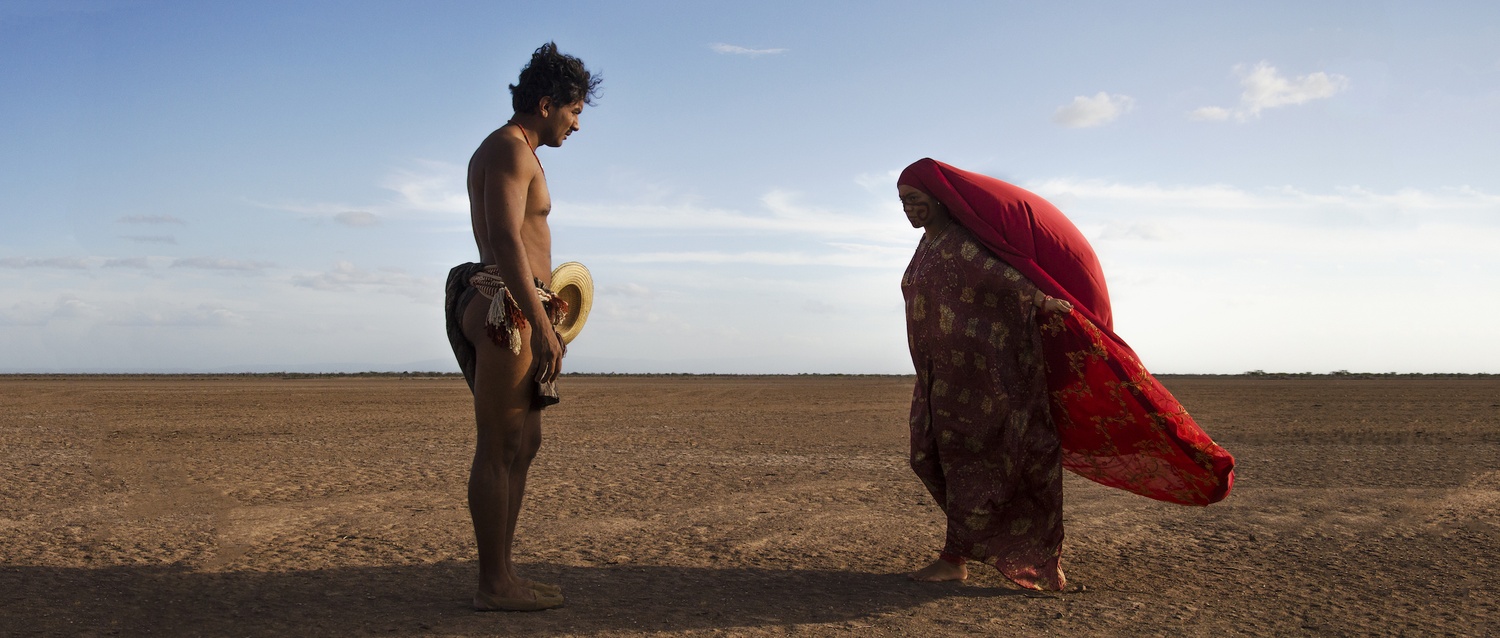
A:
[462,295,559,609]
[501,407,539,569]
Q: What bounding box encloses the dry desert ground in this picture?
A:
[2,374,1497,636]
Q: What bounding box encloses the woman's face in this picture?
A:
[899,185,948,229]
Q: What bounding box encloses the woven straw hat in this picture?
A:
[549,261,594,345]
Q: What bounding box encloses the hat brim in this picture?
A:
[549,261,593,345]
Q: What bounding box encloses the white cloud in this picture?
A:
[117,214,186,225]
[1189,106,1231,121]
[555,190,912,246]
[854,169,903,195]
[0,256,175,270]
[1026,178,1500,226]
[0,257,90,269]
[1027,178,1262,211]
[1097,221,1173,241]
[0,292,244,328]
[121,234,177,244]
[109,303,242,327]
[710,43,787,57]
[171,257,274,272]
[601,282,654,298]
[0,295,100,325]
[1012,177,1500,373]
[381,161,467,214]
[1193,61,1351,122]
[1053,92,1135,128]
[1239,62,1349,113]
[261,160,466,221]
[51,295,96,319]
[335,211,380,227]
[8,172,1499,374]
[290,261,435,299]
[103,257,151,269]
[598,245,909,268]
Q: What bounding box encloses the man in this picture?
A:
[444,42,600,612]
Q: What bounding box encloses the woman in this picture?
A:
[898,159,1235,591]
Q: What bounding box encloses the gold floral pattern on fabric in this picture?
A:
[902,224,1065,592]
[1042,308,1234,505]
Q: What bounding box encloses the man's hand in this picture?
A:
[531,323,563,384]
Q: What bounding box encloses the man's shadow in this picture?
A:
[3,560,1032,636]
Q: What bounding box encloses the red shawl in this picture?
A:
[899,158,1235,505]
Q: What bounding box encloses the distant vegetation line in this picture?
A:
[1222,370,1499,379]
[1,371,1496,380]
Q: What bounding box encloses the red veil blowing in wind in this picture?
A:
[899,158,1234,506]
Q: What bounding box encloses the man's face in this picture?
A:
[899,185,947,229]
[539,99,584,147]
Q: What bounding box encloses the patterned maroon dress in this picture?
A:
[902,223,1066,591]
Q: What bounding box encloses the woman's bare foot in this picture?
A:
[908,558,967,582]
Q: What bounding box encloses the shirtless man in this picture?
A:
[443,42,600,612]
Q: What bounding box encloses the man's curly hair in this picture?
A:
[509,42,601,114]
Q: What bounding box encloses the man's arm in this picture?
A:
[482,142,563,384]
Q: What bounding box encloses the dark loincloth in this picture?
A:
[445,262,566,408]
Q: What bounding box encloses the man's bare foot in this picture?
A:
[473,588,563,612]
[909,558,967,582]
[474,580,563,612]
[521,578,562,596]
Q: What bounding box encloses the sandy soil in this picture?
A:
[2,374,1496,637]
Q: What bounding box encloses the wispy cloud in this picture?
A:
[291,261,435,299]
[600,282,654,298]
[1027,178,1500,226]
[4,294,243,328]
[1188,106,1231,122]
[381,161,467,214]
[109,303,242,327]
[1053,92,1135,128]
[854,169,902,195]
[171,257,274,272]
[335,211,380,227]
[710,43,787,57]
[103,257,152,269]
[598,243,911,269]
[1,256,173,270]
[1028,179,1264,211]
[556,190,911,246]
[260,160,466,221]
[0,295,100,325]
[1193,61,1350,122]
[0,257,90,269]
[1097,221,1174,241]
[121,234,177,244]
[117,214,186,225]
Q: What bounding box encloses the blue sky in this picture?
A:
[3,0,1498,373]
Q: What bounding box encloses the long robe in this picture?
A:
[903,224,1065,591]
[899,159,1235,506]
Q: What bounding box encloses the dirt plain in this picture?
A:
[1,374,1497,637]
